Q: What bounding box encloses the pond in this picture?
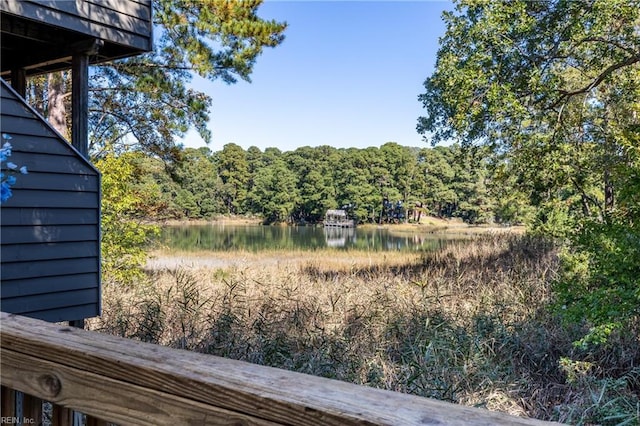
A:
[160,224,462,253]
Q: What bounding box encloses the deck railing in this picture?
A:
[0,312,556,425]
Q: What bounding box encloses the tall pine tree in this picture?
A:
[90,0,286,158]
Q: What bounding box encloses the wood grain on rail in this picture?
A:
[0,312,556,426]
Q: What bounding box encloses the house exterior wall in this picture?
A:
[0,80,101,322]
[0,0,152,51]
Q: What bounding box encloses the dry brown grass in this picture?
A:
[90,234,640,423]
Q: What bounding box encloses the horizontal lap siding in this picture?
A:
[1,173,99,192]
[7,303,101,323]
[0,0,152,51]
[0,241,99,262]
[1,224,97,245]
[87,0,152,21]
[4,190,99,208]
[1,288,98,313]
[1,80,101,322]
[1,273,99,299]
[1,208,98,226]
[2,258,99,282]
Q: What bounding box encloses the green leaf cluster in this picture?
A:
[25,1,287,288]
[95,153,159,286]
[124,142,532,226]
[418,0,640,345]
[88,0,286,157]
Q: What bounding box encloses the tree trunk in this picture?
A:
[47,72,69,140]
[28,76,47,116]
[580,194,591,217]
[604,168,614,212]
[602,121,615,220]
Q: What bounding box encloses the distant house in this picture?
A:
[0,1,152,322]
[323,209,355,228]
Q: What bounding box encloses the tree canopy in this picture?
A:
[25,1,287,288]
[121,142,524,226]
[418,0,640,345]
[418,0,639,221]
[89,0,286,157]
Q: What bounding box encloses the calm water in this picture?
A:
[161,224,459,252]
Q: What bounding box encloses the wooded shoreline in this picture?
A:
[152,215,526,234]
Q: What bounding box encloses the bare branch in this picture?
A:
[551,53,640,109]
[578,36,639,56]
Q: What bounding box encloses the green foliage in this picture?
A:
[555,215,640,348]
[217,143,250,214]
[418,0,640,346]
[530,200,575,240]
[558,359,640,425]
[285,146,339,222]
[125,142,529,226]
[491,190,535,227]
[95,154,159,286]
[89,0,286,157]
[154,0,286,83]
[380,142,416,203]
[173,148,223,217]
[415,144,506,224]
[553,87,640,348]
[334,147,386,223]
[247,155,299,223]
[125,152,183,219]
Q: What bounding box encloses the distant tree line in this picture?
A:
[113,141,534,225]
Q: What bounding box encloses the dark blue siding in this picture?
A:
[0,80,101,322]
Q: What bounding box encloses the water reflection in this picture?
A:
[161,224,457,253]
[323,227,356,248]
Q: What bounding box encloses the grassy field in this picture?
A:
[90,234,640,424]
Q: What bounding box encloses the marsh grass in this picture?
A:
[90,234,640,423]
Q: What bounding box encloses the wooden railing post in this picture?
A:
[71,53,89,159]
[22,393,42,425]
[52,404,74,426]
[1,386,16,418]
[85,415,113,426]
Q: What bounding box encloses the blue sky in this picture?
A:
[182,1,453,152]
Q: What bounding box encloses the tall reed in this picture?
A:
[91,234,639,423]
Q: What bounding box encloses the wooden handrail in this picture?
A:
[0,312,556,425]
